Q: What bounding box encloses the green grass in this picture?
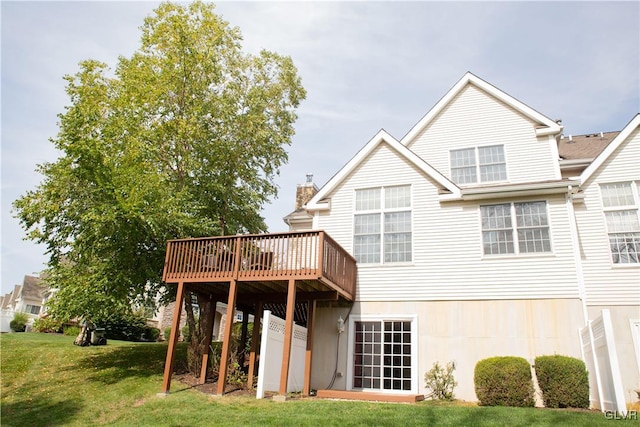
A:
[1,333,614,426]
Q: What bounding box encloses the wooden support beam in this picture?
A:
[161,281,185,394]
[247,301,263,390]
[199,298,217,384]
[303,299,317,396]
[279,279,297,395]
[217,279,238,395]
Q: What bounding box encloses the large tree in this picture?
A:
[13,1,305,372]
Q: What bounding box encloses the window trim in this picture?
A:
[599,181,640,266]
[479,200,553,257]
[353,185,413,265]
[450,144,508,185]
[346,314,418,394]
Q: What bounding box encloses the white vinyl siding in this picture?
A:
[354,186,411,264]
[407,84,561,184]
[575,126,640,305]
[451,145,506,184]
[600,182,640,264]
[315,142,579,302]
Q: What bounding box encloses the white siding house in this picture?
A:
[286,73,639,404]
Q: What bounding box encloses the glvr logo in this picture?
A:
[604,410,638,420]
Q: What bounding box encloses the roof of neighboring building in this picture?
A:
[558,131,620,160]
[20,275,45,301]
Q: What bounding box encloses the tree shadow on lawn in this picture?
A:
[62,343,188,385]
[1,396,80,427]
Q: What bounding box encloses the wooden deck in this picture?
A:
[317,390,425,403]
[162,231,357,302]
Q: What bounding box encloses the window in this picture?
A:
[353,320,413,391]
[600,182,640,264]
[451,145,506,184]
[24,304,40,315]
[354,186,411,264]
[481,201,551,255]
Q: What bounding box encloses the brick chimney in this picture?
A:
[295,174,318,210]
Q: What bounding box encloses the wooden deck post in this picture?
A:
[217,279,238,395]
[247,301,263,389]
[199,297,217,384]
[279,279,297,395]
[161,281,186,394]
[303,299,317,396]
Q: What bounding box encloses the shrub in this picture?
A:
[424,361,457,400]
[474,356,535,407]
[33,317,63,333]
[182,324,191,342]
[10,313,29,332]
[143,327,160,342]
[64,325,80,336]
[93,310,148,341]
[534,355,589,408]
[164,326,172,342]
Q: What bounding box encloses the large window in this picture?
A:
[354,186,412,264]
[24,304,40,315]
[451,145,506,184]
[481,201,551,255]
[600,182,640,264]
[353,319,413,391]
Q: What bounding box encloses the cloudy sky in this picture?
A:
[2,1,638,295]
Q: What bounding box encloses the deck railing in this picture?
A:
[162,231,357,300]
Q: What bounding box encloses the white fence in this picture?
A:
[580,309,627,415]
[256,310,307,399]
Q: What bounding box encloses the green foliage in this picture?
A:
[92,309,149,342]
[534,355,589,408]
[143,327,161,342]
[164,326,172,342]
[12,0,305,341]
[424,361,457,400]
[63,325,80,336]
[182,324,191,342]
[10,312,29,332]
[474,356,535,407]
[33,317,64,333]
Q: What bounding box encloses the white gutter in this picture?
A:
[439,180,580,202]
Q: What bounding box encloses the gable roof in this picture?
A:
[401,72,562,145]
[558,131,620,161]
[306,129,461,210]
[580,114,640,184]
[21,275,44,301]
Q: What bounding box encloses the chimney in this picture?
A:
[295,174,318,210]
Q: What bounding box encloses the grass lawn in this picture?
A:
[1,333,616,426]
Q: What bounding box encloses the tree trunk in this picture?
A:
[184,291,215,377]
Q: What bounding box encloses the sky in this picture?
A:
[1,1,639,295]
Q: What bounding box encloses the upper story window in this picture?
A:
[481,201,551,256]
[450,145,507,184]
[600,182,640,264]
[354,186,412,264]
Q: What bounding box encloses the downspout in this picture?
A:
[566,186,589,324]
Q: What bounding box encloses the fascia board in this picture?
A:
[579,114,640,185]
[401,72,561,145]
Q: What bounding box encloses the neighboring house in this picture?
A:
[0,275,46,331]
[285,72,639,404]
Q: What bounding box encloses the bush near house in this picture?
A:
[9,313,29,332]
[93,310,149,342]
[33,317,64,333]
[534,355,590,408]
[474,356,535,407]
[424,361,458,400]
